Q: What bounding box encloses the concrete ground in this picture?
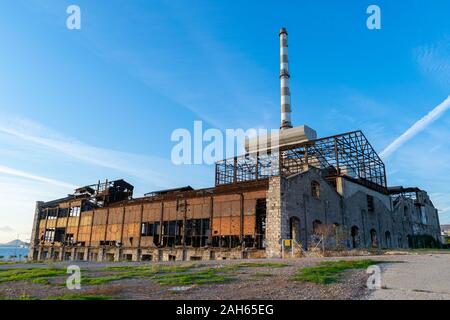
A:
[368,253,450,300]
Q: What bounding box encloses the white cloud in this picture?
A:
[380,95,450,159]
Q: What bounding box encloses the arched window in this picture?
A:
[370,229,378,248]
[351,226,359,248]
[311,181,320,199]
[289,217,301,242]
[407,235,413,248]
[385,231,391,247]
[312,219,322,235]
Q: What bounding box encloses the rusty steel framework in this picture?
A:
[215,130,387,193]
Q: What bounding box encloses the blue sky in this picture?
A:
[0,0,449,242]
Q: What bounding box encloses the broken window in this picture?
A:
[141,254,152,261]
[46,208,58,220]
[54,228,66,243]
[212,235,240,248]
[243,235,254,248]
[185,219,209,248]
[99,241,116,246]
[162,220,182,247]
[69,206,81,217]
[351,226,359,248]
[141,222,155,236]
[311,181,320,199]
[190,256,202,261]
[367,195,374,212]
[370,229,378,248]
[65,233,74,244]
[44,228,55,242]
[312,220,322,235]
[58,208,69,218]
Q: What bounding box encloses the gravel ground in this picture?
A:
[1,252,449,300]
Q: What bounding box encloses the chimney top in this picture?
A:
[279,27,288,35]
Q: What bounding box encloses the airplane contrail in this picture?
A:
[380,95,450,159]
[0,164,76,189]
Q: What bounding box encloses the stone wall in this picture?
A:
[265,176,283,258]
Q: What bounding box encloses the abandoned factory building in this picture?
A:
[29,28,442,262]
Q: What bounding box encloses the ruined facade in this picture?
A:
[28,131,442,262]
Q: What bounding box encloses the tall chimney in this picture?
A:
[279,27,292,130]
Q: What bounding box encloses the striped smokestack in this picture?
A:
[279,27,292,130]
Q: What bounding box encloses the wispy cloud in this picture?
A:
[415,37,450,88]
[380,95,450,159]
[0,164,75,189]
[0,116,211,190]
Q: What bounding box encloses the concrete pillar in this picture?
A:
[98,248,104,262]
[29,201,44,261]
[37,248,43,261]
[114,248,121,262]
[132,249,140,262]
[83,248,89,261]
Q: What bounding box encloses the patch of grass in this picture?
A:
[0,267,66,284]
[81,274,131,285]
[292,259,384,285]
[31,278,51,285]
[46,294,112,300]
[155,269,231,285]
[81,264,196,285]
[238,262,288,268]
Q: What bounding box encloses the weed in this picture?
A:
[155,269,230,285]
[292,259,384,285]
[0,267,66,284]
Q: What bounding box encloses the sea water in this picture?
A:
[0,247,29,261]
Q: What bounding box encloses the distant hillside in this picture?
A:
[0,239,30,247]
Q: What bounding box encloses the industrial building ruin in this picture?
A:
[29,28,442,262]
